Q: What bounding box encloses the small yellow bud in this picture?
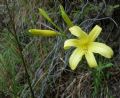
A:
[60,5,73,27]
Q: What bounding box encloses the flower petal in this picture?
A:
[88,25,102,41]
[69,26,87,38]
[69,48,84,70]
[29,29,59,37]
[64,39,80,50]
[85,52,97,68]
[89,42,114,58]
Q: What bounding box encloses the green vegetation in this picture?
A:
[0,0,120,98]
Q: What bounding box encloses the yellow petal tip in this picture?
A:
[108,50,114,58]
[28,29,32,32]
[89,64,98,68]
[38,8,42,12]
[95,25,102,30]
[70,66,76,70]
[69,26,78,31]
[69,62,77,70]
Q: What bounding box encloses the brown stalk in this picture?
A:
[4,0,35,98]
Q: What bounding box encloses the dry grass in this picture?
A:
[0,0,120,98]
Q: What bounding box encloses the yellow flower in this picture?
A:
[28,29,59,37]
[64,25,113,70]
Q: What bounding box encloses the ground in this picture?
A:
[0,0,120,98]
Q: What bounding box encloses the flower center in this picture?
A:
[81,44,88,52]
[78,37,89,53]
